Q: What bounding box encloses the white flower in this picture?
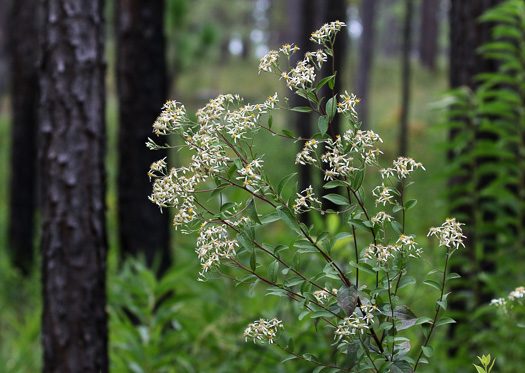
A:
[293,185,321,214]
[244,318,284,344]
[427,218,466,250]
[396,234,422,257]
[313,288,337,304]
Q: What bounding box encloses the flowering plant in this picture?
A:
[148,21,465,372]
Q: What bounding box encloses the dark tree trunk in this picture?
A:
[418,0,439,70]
[356,0,377,128]
[398,0,413,157]
[7,0,39,275]
[116,0,171,275]
[39,0,108,371]
[289,0,317,205]
[0,0,8,99]
[447,0,501,359]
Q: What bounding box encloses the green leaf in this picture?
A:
[323,193,349,206]
[236,233,253,251]
[268,115,273,129]
[276,206,301,234]
[397,276,416,289]
[421,345,434,358]
[445,272,461,282]
[310,310,334,319]
[267,260,279,282]
[246,198,261,224]
[323,180,345,189]
[423,280,442,292]
[405,199,417,210]
[390,360,414,373]
[391,221,403,235]
[435,317,456,328]
[326,97,337,120]
[337,285,359,316]
[415,316,433,325]
[260,212,280,224]
[351,169,364,190]
[318,115,329,134]
[348,218,371,232]
[282,129,295,138]
[316,74,336,93]
[250,250,257,271]
[291,106,313,113]
[277,173,297,197]
[284,277,304,287]
[281,354,298,363]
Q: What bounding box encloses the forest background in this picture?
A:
[0,0,524,372]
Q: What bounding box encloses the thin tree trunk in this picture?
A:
[419,0,439,70]
[398,0,413,157]
[8,0,39,275]
[115,0,171,275]
[39,0,108,371]
[356,0,377,128]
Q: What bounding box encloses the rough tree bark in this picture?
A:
[7,0,39,275]
[39,0,108,371]
[418,0,439,70]
[356,0,377,128]
[115,0,171,275]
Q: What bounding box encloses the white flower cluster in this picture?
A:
[244,318,284,344]
[281,58,316,90]
[334,303,376,340]
[149,167,198,228]
[397,234,422,258]
[337,91,360,122]
[371,211,393,226]
[152,100,189,135]
[196,223,238,279]
[313,287,338,304]
[295,139,319,165]
[321,136,359,181]
[305,49,328,69]
[380,157,425,179]
[148,157,167,181]
[279,43,300,57]
[427,218,466,250]
[344,129,383,163]
[149,93,279,235]
[236,159,265,191]
[490,286,525,308]
[293,185,322,214]
[310,21,346,44]
[363,243,398,264]
[372,183,395,206]
[258,50,279,73]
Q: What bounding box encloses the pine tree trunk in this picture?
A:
[8,0,39,275]
[39,0,108,371]
[115,0,171,275]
